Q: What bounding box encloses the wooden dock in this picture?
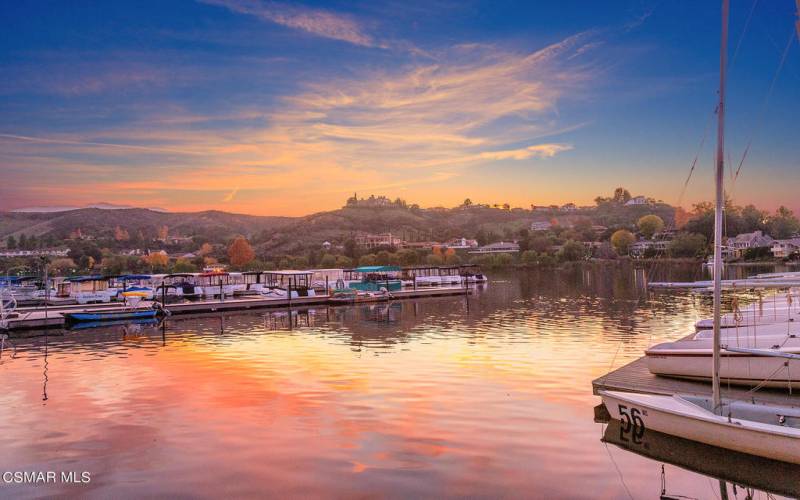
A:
[593,351,800,408]
[2,286,471,333]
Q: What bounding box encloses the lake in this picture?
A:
[0,261,797,498]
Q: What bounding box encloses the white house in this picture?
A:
[559,203,578,212]
[445,238,478,249]
[469,242,520,254]
[531,221,552,231]
[771,238,800,258]
[624,196,648,206]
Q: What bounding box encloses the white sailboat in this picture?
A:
[601,0,800,464]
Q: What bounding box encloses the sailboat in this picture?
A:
[601,0,800,464]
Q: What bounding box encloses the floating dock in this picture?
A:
[2,286,472,333]
[592,343,800,408]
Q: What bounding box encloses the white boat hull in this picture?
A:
[601,390,800,464]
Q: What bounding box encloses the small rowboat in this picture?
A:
[64,309,159,323]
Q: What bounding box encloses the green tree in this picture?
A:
[610,229,636,255]
[668,233,707,258]
[359,254,377,266]
[637,214,665,239]
[558,240,588,261]
[334,255,353,268]
[425,254,444,266]
[6,235,16,249]
[613,187,632,204]
[319,254,337,268]
[769,206,800,239]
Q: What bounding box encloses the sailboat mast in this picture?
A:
[712,0,730,411]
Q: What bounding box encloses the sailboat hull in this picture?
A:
[601,390,800,464]
[647,351,800,388]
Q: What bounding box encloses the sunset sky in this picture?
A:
[1,0,798,216]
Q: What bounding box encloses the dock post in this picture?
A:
[413,275,417,291]
[219,278,223,303]
[326,276,329,296]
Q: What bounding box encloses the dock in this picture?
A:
[593,348,800,408]
[2,286,472,333]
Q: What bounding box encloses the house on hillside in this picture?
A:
[560,203,577,212]
[469,241,520,254]
[624,196,648,206]
[444,238,478,249]
[531,221,552,231]
[355,233,403,249]
[771,238,800,258]
[728,230,774,258]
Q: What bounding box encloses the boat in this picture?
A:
[401,266,447,287]
[602,391,800,464]
[259,271,316,298]
[64,309,159,324]
[602,0,800,464]
[342,266,402,292]
[196,271,236,298]
[155,273,203,299]
[458,264,487,283]
[114,274,155,300]
[64,275,114,304]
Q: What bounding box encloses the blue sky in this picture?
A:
[1,0,798,215]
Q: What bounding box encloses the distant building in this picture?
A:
[629,240,669,257]
[444,238,478,249]
[771,238,800,258]
[531,221,552,231]
[469,241,520,254]
[321,241,332,251]
[356,233,403,249]
[624,196,648,206]
[403,241,438,250]
[728,230,774,257]
[559,203,578,212]
[0,248,69,258]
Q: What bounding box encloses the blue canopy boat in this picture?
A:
[64,309,159,324]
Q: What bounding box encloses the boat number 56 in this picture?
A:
[618,405,645,444]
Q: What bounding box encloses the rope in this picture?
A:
[731,29,796,188]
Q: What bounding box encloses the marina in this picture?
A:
[1,284,472,332]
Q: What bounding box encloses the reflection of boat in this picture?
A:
[601,418,800,498]
[67,317,159,330]
[329,290,392,304]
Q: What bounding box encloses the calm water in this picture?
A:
[0,262,796,499]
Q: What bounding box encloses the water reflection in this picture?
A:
[0,262,794,498]
[601,418,800,498]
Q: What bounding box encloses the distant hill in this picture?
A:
[0,208,293,242]
[12,202,168,213]
[0,199,676,254]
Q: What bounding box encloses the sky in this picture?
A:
[0,0,798,216]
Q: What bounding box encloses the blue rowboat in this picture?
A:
[64,310,159,323]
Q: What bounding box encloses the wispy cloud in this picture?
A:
[223,186,240,202]
[479,143,572,160]
[201,0,378,47]
[1,31,602,214]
